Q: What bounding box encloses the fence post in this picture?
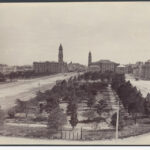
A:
[80,128,83,140]
[69,131,70,140]
[64,131,66,139]
[77,132,78,140]
[73,131,74,140]
[116,100,119,139]
[61,128,63,139]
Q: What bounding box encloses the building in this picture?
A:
[141,60,150,80]
[33,44,68,74]
[132,61,144,79]
[125,64,133,74]
[88,65,100,72]
[88,51,119,72]
[15,65,33,72]
[130,60,150,80]
[116,64,131,74]
[68,62,87,72]
[116,65,126,74]
[3,66,17,74]
[0,65,33,75]
[0,64,8,74]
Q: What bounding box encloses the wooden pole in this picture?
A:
[64,131,66,139]
[73,131,74,140]
[116,100,119,139]
[61,129,63,139]
[69,131,70,140]
[80,128,83,140]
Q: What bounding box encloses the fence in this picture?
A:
[50,128,115,141]
[61,129,82,140]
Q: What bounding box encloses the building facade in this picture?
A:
[88,52,119,72]
[141,60,150,80]
[125,64,133,74]
[14,65,33,72]
[116,65,126,74]
[116,64,131,74]
[132,61,143,78]
[130,60,150,80]
[0,64,33,74]
[33,44,68,74]
[68,62,87,72]
[0,64,8,74]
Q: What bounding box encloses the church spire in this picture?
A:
[59,44,63,51]
[88,51,92,66]
[58,43,63,64]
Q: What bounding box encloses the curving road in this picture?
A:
[0,73,77,110]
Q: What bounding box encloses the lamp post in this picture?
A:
[116,100,119,139]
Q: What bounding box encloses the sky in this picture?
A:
[0,2,150,66]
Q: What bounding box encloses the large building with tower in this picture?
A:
[33,44,68,74]
[88,51,119,72]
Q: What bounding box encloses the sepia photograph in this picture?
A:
[0,1,150,145]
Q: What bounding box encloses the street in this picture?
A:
[0,73,77,110]
[125,74,150,97]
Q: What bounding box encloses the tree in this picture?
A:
[82,109,97,121]
[96,99,108,116]
[67,101,77,115]
[87,94,96,109]
[144,93,150,115]
[68,92,78,129]
[47,107,67,131]
[45,95,59,113]
[0,73,6,82]
[111,111,125,129]
[15,99,28,118]
[128,102,138,124]
[70,109,78,129]
[67,89,78,114]
[0,106,5,126]
[8,107,16,118]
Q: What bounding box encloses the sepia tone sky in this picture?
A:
[0,2,150,66]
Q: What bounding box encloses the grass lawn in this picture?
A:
[0,125,61,139]
[0,117,150,140]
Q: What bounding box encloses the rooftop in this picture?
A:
[93,59,119,64]
[33,61,58,64]
[117,64,126,68]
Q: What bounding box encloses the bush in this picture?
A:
[0,107,5,125]
[8,107,16,118]
[47,107,67,131]
[33,114,48,122]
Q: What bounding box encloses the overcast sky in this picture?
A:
[0,2,150,66]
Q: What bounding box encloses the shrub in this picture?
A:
[0,107,5,125]
[47,107,67,131]
[8,107,16,118]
